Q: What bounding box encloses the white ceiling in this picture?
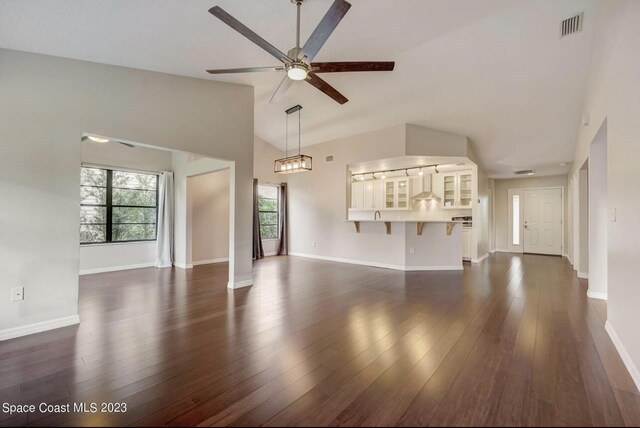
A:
[0,0,596,177]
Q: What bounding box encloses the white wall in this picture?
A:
[588,122,607,299]
[79,141,173,274]
[569,0,640,389]
[578,168,589,277]
[190,169,230,265]
[494,175,568,252]
[0,48,253,339]
[172,153,233,271]
[284,124,476,269]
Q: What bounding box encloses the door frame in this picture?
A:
[508,186,564,255]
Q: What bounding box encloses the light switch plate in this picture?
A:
[11,287,24,301]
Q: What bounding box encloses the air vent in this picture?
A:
[515,169,535,176]
[561,13,583,37]
[325,155,334,162]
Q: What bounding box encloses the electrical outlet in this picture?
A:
[11,287,24,302]
[312,241,317,248]
[611,208,617,223]
[409,247,415,254]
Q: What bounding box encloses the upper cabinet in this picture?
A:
[351,178,410,210]
[384,178,412,210]
[351,180,384,210]
[441,170,473,209]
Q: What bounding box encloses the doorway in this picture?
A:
[509,187,563,256]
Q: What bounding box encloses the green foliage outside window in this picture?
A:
[258,185,279,240]
[80,167,158,244]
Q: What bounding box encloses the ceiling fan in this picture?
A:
[206,0,395,105]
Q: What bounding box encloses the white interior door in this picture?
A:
[508,189,523,253]
[523,188,562,255]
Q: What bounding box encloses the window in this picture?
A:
[258,184,279,240]
[80,167,158,244]
[512,194,520,246]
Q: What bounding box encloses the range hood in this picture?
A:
[412,173,442,202]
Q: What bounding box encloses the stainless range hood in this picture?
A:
[412,173,441,202]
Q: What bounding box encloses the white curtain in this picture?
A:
[155,171,174,268]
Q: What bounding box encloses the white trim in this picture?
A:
[489,250,496,254]
[289,252,463,271]
[578,271,589,279]
[79,262,155,275]
[0,315,80,341]
[587,290,607,300]
[192,257,229,266]
[227,278,253,289]
[404,265,464,271]
[605,321,640,391]
[174,262,193,269]
[494,248,511,253]
[472,253,489,263]
[264,252,278,257]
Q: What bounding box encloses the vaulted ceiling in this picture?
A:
[0,0,596,177]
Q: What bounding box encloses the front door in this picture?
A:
[523,188,562,255]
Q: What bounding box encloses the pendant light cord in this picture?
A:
[298,109,301,156]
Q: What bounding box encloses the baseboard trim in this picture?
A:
[264,252,278,257]
[587,289,607,300]
[227,278,253,289]
[174,262,193,270]
[472,253,489,263]
[494,248,511,253]
[0,315,80,341]
[80,262,155,275]
[605,321,640,391]
[289,252,464,272]
[192,258,229,266]
[578,271,589,279]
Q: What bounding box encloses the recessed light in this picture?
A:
[88,136,109,143]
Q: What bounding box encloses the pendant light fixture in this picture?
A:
[274,104,312,174]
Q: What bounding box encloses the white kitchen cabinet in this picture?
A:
[441,170,473,209]
[351,179,385,210]
[462,227,471,260]
[383,178,412,210]
[351,181,364,209]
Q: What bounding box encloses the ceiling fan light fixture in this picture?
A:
[287,64,308,81]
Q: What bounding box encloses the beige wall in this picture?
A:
[569,0,640,389]
[494,175,568,252]
[0,48,253,338]
[190,169,230,264]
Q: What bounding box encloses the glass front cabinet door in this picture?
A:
[384,180,395,209]
[443,175,456,208]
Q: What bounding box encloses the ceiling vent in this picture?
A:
[515,169,535,176]
[561,13,583,37]
[325,155,334,162]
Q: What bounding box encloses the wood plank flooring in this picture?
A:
[1,253,639,426]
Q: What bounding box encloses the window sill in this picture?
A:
[80,240,157,247]
[261,238,280,242]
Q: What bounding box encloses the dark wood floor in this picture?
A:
[1,254,639,427]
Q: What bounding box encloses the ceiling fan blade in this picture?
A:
[269,76,295,104]
[305,73,348,104]
[206,66,284,74]
[117,142,135,149]
[209,6,290,63]
[311,61,395,73]
[301,0,351,62]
